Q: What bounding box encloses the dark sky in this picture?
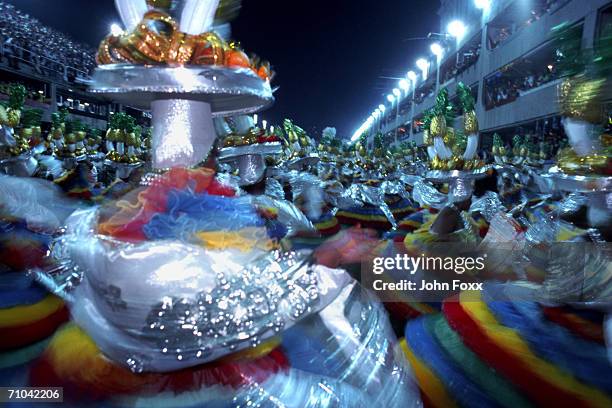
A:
[6,0,441,139]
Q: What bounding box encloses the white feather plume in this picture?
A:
[180,0,221,35]
[114,0,148,32]
[463,134,479,160]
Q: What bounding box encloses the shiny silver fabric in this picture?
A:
[425,167,490,182]
[45,207,346,373]
[524,211,558,244]
[151,99,216,169]
[0,125,16,147]
[448,177,474,203]
[381,180,411,201]
[340,184,397,229]
[90,65,274,116]
[37,155,66,180]
[236,282,421,408]
[424,167,491,204]
[218,142,282,161]
[469,191,505,222]
[252,195,315,237]
[283,170,324,219]
[264,177,285,200]
[412,179,447,209]
[0,155,38,177]
[542,239,612,304]
[286,154,320,171]
[542,167,612,193]
[321,180,345,209]
[237,154,265,185]
[399,174,423,187]
[558,193,588,215]
[213,117,233,137]
[586,192,612,228]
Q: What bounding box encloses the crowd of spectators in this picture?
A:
[0,2,96,82]
[484,65,556,110]
[441,42,481,84]
[487,0,568,49]
[414,83,435,105]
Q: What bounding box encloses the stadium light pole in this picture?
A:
[407,71,417,140]
[386,94,395,139]
[399,78,410,97]
[392,88,401,143]
[447,20,467,65]
[379,103,387,137]
[374,108,381,132]
[416,58,429,82]
[430,42,444,93]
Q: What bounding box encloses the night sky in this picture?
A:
[5,0,440,139]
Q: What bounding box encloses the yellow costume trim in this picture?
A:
[460,291,612,408]
[400,339,458,408]
[0,295,64,328]
[314,217,338,230]
[195,228,276,252]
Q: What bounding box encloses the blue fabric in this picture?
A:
[0,285,48,308]
[0,273,48,308]
[405,316,500,408]
[265,220,287,240]
[144,189,265,241]
[483,285,612,393]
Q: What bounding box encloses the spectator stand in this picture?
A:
[486,0,573,51]
[483,39,560,111]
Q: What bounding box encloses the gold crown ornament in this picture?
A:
[97,1,273,82]
[426,86,484,171]
[282,119,314,159]
[556,76,612,175]
[551,19,612,176]
[1,84,28,156]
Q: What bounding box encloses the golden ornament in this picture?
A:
[443,127,456,148]
[65,133,76,144]
[559,77,606,124]
[430,115,447,138]
[7,109,21,128]
[146,0,172,9]
[557,147,610,175]
[20,127,33,138]
[423,129,432,146]
[192,32,225,65]
[126,132,137,146]
[464,110,479,135]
